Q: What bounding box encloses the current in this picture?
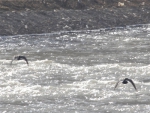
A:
[0,24,150,113]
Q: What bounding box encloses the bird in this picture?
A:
[10,55,29,66]
[114,78,137,91]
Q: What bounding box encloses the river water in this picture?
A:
[0,24,150,113]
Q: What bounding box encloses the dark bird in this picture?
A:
[114,78,137,91]
[10,55,29,66]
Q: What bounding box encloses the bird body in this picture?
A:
[114,78,137,91]
[10,55,29,66]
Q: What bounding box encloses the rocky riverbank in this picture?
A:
[0,0,150,36]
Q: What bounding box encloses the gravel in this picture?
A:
[0,6,150,36]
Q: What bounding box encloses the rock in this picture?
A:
[118,2,124,7]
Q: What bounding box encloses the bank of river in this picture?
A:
[0,6,150,36]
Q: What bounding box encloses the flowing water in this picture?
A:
[0,24,150,113]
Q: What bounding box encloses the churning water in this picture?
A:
[0,24,150,113]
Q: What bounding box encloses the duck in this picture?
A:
[10,55,29,66]
[114,78,137,91]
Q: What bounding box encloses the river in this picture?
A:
[0,24,150,113]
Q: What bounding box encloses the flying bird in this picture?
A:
[10,55,29,66]
[114,78,137,91]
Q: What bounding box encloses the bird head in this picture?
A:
[14,56,18,60]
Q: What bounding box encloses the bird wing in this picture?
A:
[22,56,29,65]
[24,57,29,65]
[127,78,137,91]
[114,80,121,90]
[10,59,14,65]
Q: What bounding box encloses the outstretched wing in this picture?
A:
[114,80,121,90]
[127,78,137,91]
[10,59,14,65]
[21,56,29,65]
[10,55,17,65]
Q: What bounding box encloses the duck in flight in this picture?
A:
[10,55,29,66]
[114,78,137,91]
